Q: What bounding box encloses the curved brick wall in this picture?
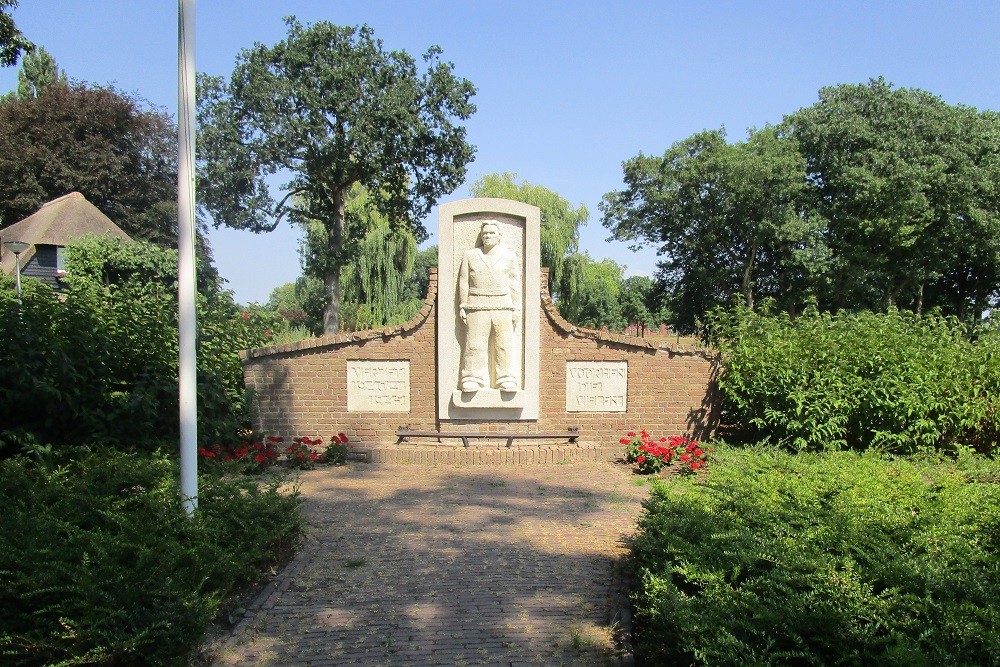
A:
[240,268,719,459]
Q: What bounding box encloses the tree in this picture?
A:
[198,17,476,334]
[468,173,587,296]
[557,253,626,330]
[16,45,66,98]
[619,275,657,335]
[303,185,420,331]
[0,83,179,242]
[784,78,1000,320]
[0,1,31,67]
[602,127,818,330]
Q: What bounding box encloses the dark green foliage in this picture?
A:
[631,447,1000,665]
[0,1,31,67]
[602,79,1000,328]
[709,305,1000,454]
[0,448,302,666]
[0,236,277,456]
[0,82,180,244]
[198,17,476,333]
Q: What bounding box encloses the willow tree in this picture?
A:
[469,173,587,297]
[301,185,419,331]
[197,17,476,333]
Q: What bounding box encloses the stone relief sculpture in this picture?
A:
[457,221,522,392]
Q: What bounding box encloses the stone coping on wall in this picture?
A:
[239,266,718,363]
[240,269,441,361]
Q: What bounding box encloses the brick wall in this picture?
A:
[241,268,719,454]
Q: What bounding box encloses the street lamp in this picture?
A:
[3,240,29,304]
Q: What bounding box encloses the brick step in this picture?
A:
[357,443,624,465]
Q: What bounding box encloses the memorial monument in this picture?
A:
[437,198,541,420]
[240,196,717,463]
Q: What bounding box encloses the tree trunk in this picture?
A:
[322,190,347,334]
[915,283,924,316]
[742,242,757,309]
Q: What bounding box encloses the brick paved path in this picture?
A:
[208,460,649,666]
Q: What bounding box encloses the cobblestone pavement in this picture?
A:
[207,459,650,666]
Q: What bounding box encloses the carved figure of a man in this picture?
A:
[458,221,521,392]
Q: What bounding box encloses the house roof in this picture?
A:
[1,192,132,275]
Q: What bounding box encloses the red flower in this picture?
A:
[637,455,645,464]
[241,311,250,319]
[619,437,630,445]
[627,431,636,437]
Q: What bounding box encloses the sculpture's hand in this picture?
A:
[460,306,467,324]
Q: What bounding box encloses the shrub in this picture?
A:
[285,436,322,469]
[708,305,1000,454]
[620,430,709,475]
[197,435,282,472]
[0,237,281,456]
[630,446,1000,665]
[322,432,352,465]
[0,448,303,665]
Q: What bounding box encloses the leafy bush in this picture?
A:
[619,430,709,475]
[630,446,1000,665]
[0,448,302,666]
[322,432,352,465]
[708,305,1000,454]
[0,236,280,455]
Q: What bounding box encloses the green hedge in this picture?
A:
[0,449,303,666]
[0,237,279,455]
[709,306,1000,454]
[630,446,1000,665]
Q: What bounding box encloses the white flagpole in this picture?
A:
[178,0,198,515]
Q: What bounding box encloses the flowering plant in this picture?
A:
[198,434,281,472]
[620,430,709,476]
[285,436,323,470]
[322,432,352,465]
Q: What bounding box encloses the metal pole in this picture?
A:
[178,0,198,515]
[13,252,21,305]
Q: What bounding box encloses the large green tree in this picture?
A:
[784,78,1000,319]
[468,172,587,297]
[602,127,818,329]
[197,18,476,334]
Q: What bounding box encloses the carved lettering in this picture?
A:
[565,362,627,412]
[347,361,410,412]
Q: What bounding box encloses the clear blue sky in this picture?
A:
[3,1,999,304]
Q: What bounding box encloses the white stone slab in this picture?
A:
[565,361,627,412]
[436,198,541,420]
[347,360,410,412]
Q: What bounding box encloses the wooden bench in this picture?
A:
[396,426,580,448]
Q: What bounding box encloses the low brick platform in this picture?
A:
[363,443,623,465]
[205,460,649,666]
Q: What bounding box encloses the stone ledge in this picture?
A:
[361,443,624,465]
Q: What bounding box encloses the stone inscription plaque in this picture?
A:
[347,361,410,412]
[565,361,627,412]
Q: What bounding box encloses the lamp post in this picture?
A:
[3,240,29,304]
